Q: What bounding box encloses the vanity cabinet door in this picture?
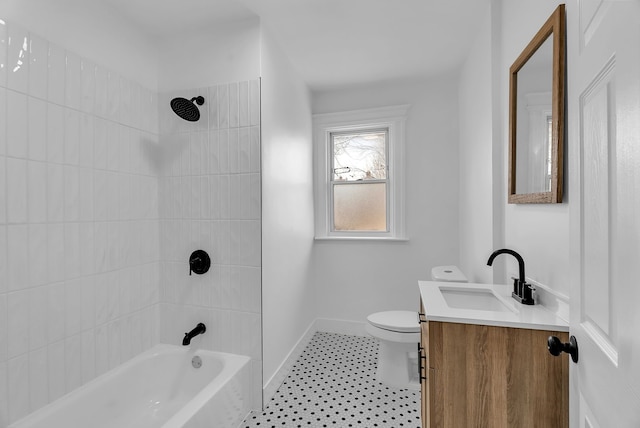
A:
[426,321,568,428]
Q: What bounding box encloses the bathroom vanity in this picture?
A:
[418,281,569,428]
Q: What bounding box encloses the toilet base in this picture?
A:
[376,339,420,391]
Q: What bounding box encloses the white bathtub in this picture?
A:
[10,344,251,428]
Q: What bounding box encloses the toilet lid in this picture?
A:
[367,311,420,333]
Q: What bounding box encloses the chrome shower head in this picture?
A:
[170,96,205,122]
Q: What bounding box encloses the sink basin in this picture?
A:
[439,287,516,313]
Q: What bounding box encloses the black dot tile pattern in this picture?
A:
[241,332,421,428]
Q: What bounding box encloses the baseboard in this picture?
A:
[314,318,368,337]
[262,318,369,406]
[262,320,318,406]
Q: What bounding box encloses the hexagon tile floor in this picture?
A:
[241,332,421,428]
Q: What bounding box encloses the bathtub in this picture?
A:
[10,344,251,428]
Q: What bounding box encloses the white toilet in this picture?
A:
[366,265,467,390]
[429,265,468,284]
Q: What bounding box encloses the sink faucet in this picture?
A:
[486,249,535,305]
[182,323,206,346]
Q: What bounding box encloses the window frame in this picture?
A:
[313,105,409,240]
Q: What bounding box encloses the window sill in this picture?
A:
[314,236,409,242]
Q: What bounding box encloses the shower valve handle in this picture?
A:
[189,250,211,276]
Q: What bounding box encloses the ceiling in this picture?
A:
[103,0,256,37]
[102,0,489,91]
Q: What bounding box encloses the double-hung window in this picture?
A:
[313,105,408,240]
[331,129,389,231]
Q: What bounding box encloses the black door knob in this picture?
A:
[547,335,579,363]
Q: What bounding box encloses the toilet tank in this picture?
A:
[431,265,468,282]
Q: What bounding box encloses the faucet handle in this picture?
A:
[521,281,536,304]
[510,276,520,295]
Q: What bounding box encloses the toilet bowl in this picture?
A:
[366,311,421,390]
[366,265,467,390]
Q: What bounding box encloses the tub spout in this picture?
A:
[182,323,206,346]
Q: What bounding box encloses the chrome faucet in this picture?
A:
[487,249,535,305]
[182,323,206,346]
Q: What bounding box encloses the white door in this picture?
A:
[568,0,640,427]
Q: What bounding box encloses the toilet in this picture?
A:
[366,265,468,390]
[429,265,468,284]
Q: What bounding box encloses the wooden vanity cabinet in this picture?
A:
[419,299,569,428]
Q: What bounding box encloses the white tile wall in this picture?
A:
[28,34,48,101]
[0,18,162,425]
[0,16,262,423]
[159,79,262,410]
[7,23,29,94]
[7,89,27,159]
[80,59,96,115]
[0,88,6,158]
[28,97,46,161]
[47,43,65,106]
[0,20,8,89]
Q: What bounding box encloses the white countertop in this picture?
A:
[419,280,569,332]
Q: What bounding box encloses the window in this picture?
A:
[331,129,388,231]
[313,105,408,240]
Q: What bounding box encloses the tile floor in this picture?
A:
[241,332,421,428]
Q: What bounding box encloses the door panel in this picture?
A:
[569,1,640,426]
[580,57,617,363]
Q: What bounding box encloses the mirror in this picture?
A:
[509,4,565,203]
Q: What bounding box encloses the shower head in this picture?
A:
[170,96,205,122]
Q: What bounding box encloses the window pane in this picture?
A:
[333,183,387,231]
[332,130,387,181]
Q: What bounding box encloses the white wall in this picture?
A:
[0,0,158,87]
[311,76,460,322]
[458,0,570,299]
[259,26,315,389]
[157,17,261,92]
[0,17,160,424]
[499,0,570,298]
[458,4,494,284]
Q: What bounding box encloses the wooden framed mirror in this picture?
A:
[508,4,565,203]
